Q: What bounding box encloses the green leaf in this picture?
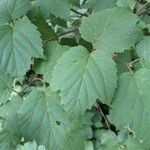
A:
[85,141,94,150]
[114,50,132,74]
[94,130,121,150]
[39,0,71,20]
[51,46,117,117]
[66,0,80,7]
[125,136,145,150]
[0,96,22,139]
[84,0,117,12]
[0,16,44,77]
[117,0,136,10]
[80,7,143,53]
[109,68,150,149]
[27,1,56,40]
[19,89,78,150]
[61,128,86,150]
[0,70,14,105]
[0,0,31,23]
[16,140,45,150]
[136,37,150,65]
[0,96,23,150]
[0,130,16,150]
[94,130,144,150]
[34,42,69,83]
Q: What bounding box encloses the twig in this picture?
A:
[128,58,140,66]
[137,7,150,16]
[34,77,46,91]
[82,0,87,5]
[127,64,134,74]
[19,74,37,95]
[127,58,140,74]
[12,89,20,94]
[70,9,88,17]
[136,2,150,16]
[43,28,79,44]
[96,104,111,131]
[96,103,120,143]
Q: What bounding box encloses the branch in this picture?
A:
[43,28,79,44]
[127,58,141,74]
[19,74,37,95]
[128,58,140,66]
[95,103,119,143]
[70,9,88,17]
[136,2,150,16]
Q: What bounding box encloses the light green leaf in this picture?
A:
[80,7,143,53]
[39,0,70,20]
[0,16,44,77]
[0,96,22,138]
[0,70,14,105]
[115,50,132,74]
[0,130,16,150]
[51,46,117,117]
[16,140,45,150]
[84,0,117,12]
[27,1,56,40]
[95,130,144,150]
[62,127,85,150]
[109,68,150,149]
[85,141,94,150]
[0,96,23,150]
[34,42,69,83]
[94,130,121,150]
[19,89,79,150]
[117,0,136,10]
[125,136,145,150]
[0,0,31,23]
[136,37,150,66]
[66,0,80,7]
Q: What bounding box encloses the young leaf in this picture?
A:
[0,16,44,77]
[0,0,31,23]
[39,0,70,20]
[51,46,117,117]
[0,70,14,105]
[109,68,150,149]
[34,42,69,83]
[80,7,143,53]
